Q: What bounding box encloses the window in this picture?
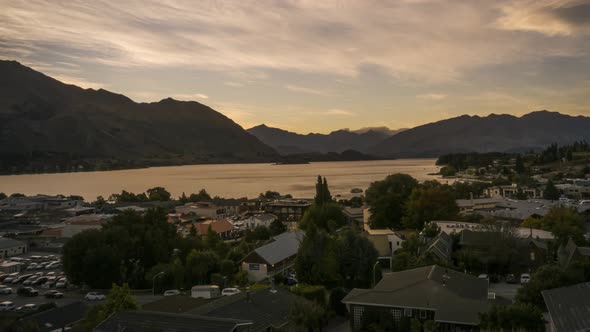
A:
[353,306,364,329]
[249,263,260,271]
[404,308,412,317]
[392,309,402,321]
[420,310,427,319]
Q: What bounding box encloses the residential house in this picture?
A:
[343,206,364,227]
[365,229,404,267]
[542,282,590,332]
[0,195,81,211]
[423,232,453,262]
[241,231,304,282]
[190,287,295,332]
[176,202,227,220]
[20,301,88,332]
[93,311,252,332]
[456,198,500,215]
[244,213,277,229]
[0,237,27,259]
[557,238,590,269]
[342,265,489,330]
[485,184,543,199]
[190,219,235,239]
[263,199,311,222]
[434,221,554,240]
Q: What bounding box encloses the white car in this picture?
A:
[26,263,38,270]
[163,289,181,297]
[0,301,15,311]
[478,274,489,281]
[520,273,531,284]
[0,286,13,295]
[85,292,106,301]
[16,304,39,312]
[221,288,241,296]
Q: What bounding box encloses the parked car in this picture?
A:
[221,288,241,296]
[163,289,181,297]
[0,301,15,311]
[26,263,38,271]
[16,304,39,312]
[55,278,68,289]
[0,286,13,295]
[286,273,298,286]
[85,292,106,301]
[17,287,39,297]
[506,274,517,284]
[13,274,33,284]
[520,273,531,284]
[42,277,57,289]
[3,274,18,284]
[45,290,64,299]
[478,274,489,281]
[22,277,36,286]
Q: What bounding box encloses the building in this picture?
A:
[241,231,304,282]
[542,282,590,332]
[0,195,82,211]
[176,202,227,220]
[190,219,235,239]
[20,301,88,332]
[557,238,590,269]
[0,237,27,258]
[434,221,555,240]
[365,229,404,266]
[263,199,311,222]
[0,261,23,273]
[343,206,364,226]
[244,213,277,229]
[485,184,543,199]
[456,198,500,215]
[342,265,489,330]
[190,287,295,332]
[93,311,252,332]
[424,232,453,262]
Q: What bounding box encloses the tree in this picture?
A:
[314,175,332,206]
[515,265,574,309]
[189,189,211,202]
[0,192,6,200]
[365,174,418,229]
[439,165,456,177]
[515,154,525,174]
[10,193,25,198]
[178,192,189,204]
[269,218,287,236]
[106,283,138,313]
[295,225,339,287]
[422,222,441,238]
[189,224,197,237]
[523,207,585,246]
[334,229,379,288]
[544,179,560,200]
[185,249,219,284]
[93,196,106,210]
[403,183,459,230]
[289,297,326,331]
[480,303,544,331]
[146,187,171,201]
[299,202,345,232]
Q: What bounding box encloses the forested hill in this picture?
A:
[0,60,277,174]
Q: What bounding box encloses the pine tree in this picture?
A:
[322,177,332,203]
[544,180,560,200]
[315,175,324,205]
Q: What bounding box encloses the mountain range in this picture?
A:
[1,60,590,174]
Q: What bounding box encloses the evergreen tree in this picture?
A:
[314,175,324,205]
[544,179,560,200]
[515,154,525,174]
[322,177,332,203]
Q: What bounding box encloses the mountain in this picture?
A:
[350,126,407,136]
[247,124,391,155]
[370,111,590,158]
[0,60,277,174]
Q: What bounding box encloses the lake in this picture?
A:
[0,159,440,200]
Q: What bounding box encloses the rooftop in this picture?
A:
[542,282,590,332]
[21,301,88,332]
[0,236,26,249]
[246,230,305,265]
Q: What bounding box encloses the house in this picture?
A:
[485,184,543,199]
[20,301,88,332]
[241,231,304,282]
[93,311,252,332]
[343,206,364,226]
[0,237,27,258]
[456,198,500,215]
[434,221,554,240]
[189,219,235,239]
[263,199,312,222]
[176,202,227,220]
[423,231,453,262]
[342,265,489,330]
[244,213,277,229]
[0,261,23,273]
[557,238,590,269]
[365,229,404,266]
[542,282,590,332]
[0,195,82,211]
[190,287,295,332]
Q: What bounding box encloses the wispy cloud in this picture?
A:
[325,109,355,117]
[416,93,448,100]
[285,84,331,96]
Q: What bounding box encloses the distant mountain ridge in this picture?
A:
[369,111,590,158]
[0,60,277,174]
[247,124,395,155]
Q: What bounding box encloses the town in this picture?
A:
[0,146,589,332]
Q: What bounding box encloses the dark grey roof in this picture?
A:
[189,288,294,332]
[93,311,251,332]
[0,236,26,249]
[342,265,488,326]
[542,282,590,332]
[252,231,304,265]
[253,213,277,222]
[21,301,88,332]
[425,232,452,261]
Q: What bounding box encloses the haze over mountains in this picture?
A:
[1,60,589,174]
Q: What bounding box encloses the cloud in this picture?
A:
[325,109,355,116]
[416,93,448,100]
[285,84,331,96]
[171,93,209,100]
[1,0,588,84]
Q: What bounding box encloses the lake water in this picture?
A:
[0,159,440,200]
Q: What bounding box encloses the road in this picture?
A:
[0,289,164,308]
[489,282,521,302]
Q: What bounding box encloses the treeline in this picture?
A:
[279,149,379,164]
[436,152,516,170]
[537,140,589,163]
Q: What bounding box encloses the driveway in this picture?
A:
[489,282,521,302]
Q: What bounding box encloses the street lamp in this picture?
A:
[372,261,380,288]
[152,271,165,296]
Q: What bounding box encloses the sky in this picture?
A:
[1,0,590,134]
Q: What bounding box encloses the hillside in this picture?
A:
[0,60,277,174]
[247,124,392,155]
[370,111,590,158]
